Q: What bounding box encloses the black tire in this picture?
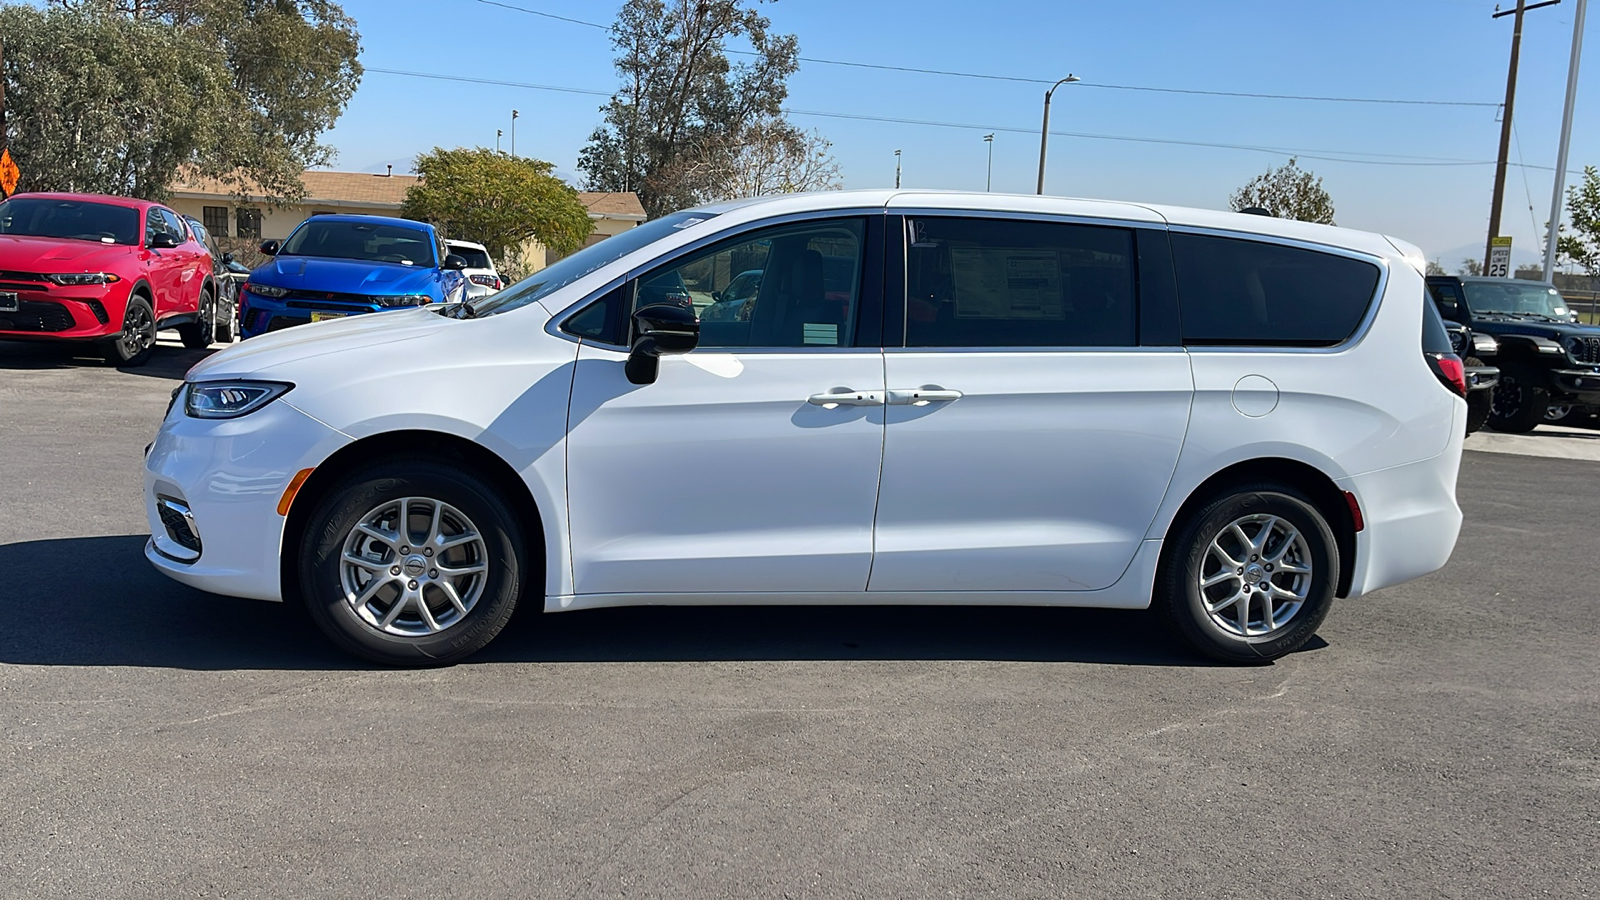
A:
[100,293,157,366]
[177,289,213,350]
[1463,357,1492,435]
[213,287,237,344]
[298,458,528,666]
[1488,372,1548,434]
[1157,483,1338,663]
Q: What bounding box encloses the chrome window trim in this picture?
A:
[884,345,1188,355]
[1165,224,1392,355]
[545,207,889,352]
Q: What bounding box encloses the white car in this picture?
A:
[445,239,502,299]
[145,190,1467,666]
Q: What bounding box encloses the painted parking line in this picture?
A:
[1465,425,1600,462]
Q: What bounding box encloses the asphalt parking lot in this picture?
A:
[2,338,1597,899]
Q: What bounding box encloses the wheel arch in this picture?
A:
[280,429,549,610]
[1159,457,1358,599]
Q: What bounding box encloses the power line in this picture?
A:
[463,0,1500,109]
[364,66,609,97]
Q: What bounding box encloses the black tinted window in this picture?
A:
[0,197,141,246]
[450,245,494,269]
[905,217,1136,348]
[1171,234,1381,346]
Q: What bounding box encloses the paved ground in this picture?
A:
[3,339,1597,899]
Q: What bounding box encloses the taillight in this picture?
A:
[1426,352,1467,397]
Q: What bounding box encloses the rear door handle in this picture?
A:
[887,388,963,405]
[808,388,885,407]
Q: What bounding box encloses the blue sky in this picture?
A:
[320,0,1597,266]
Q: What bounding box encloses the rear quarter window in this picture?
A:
[1171,233,1382,347]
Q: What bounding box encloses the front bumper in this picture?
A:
[144,391,352,601]
[0,282,126,340]
[238,289,437,338]
[1465,363,1499,393]
[1550,368,1600,403]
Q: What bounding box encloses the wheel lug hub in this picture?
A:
[408,580,419,590]
[390,566,401,576]
[428,569,438,579]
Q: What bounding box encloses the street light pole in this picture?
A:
[1036,75,1079,195]
[511,109,520,158]
[1543,0,1586,280]
[894,149,902,189]
[984,134,994,191]
[496,129,503,154]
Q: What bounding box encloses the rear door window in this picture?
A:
[903,216,1137,348]
[1171,233,1382,346]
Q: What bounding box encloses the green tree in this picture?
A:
[578,0,803,217]
[1459,258,1484,276]
[1557,165,1600,278]
[1228,157,1336,225]
[402,148,593,267]
[1426,260,1446,276]
[1,0,359,202]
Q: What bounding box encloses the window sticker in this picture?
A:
[802,323,838,345]
[950,248,1064,319]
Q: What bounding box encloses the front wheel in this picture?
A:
[1157,484,1338,663]
[100,294,157,366]
[299,460,529,666]
[1488,373,1550,434]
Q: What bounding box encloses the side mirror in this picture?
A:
[626,303,700,385]
[259,239,280,256]
[150,233,179,249]
[443,254,469,271]
[711,290,723,302]
[221,252,234,264]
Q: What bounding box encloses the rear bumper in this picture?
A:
[1342,405,1466,598]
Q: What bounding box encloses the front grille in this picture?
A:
[0,270,49,283]
[1572,336,1600,365]
[266,315,306,332]
[0,300,75,332]
[285,299,374,311]
[283,289,377,305]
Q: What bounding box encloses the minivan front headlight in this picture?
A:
[184,381,294,419]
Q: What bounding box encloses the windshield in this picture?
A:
[280,219,437,267]
[1464,281,1570,319]
[467,211,719,317]
[449,245,494,269]
[0,196,141,246]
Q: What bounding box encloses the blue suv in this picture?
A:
[238,214,467,338]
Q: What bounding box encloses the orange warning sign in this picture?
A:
[0,149,19,198]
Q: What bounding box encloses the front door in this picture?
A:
[565,215,887,596]
[869,215,1193,594]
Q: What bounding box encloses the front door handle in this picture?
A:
[887,387,963,405]
[808,388,885,407]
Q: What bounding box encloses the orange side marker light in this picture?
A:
[278,468,315,516]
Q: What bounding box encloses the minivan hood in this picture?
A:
[186,306,449,381]
[254,255,439,294]
[0,234,135,270]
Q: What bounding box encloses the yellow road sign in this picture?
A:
[0,149,18,198]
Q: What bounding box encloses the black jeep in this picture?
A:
[1427,275,1600,433]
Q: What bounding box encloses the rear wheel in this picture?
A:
[1488,372,1548,433]
[100,294,157,366]
[298,459,528,666]
[177,289,213,349]
[1157,484,1338,663]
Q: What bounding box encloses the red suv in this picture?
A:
[0,192,216,365]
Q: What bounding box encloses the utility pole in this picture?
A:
[1485,0,1561,273]
[894,149,901,189]
[1543,0,1586,280]
[984,134,994,191]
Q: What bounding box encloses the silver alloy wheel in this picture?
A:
[1545,403,1572,421]
[1197,514,1313,637]
[121,302,155,357]
[339,496,489,637]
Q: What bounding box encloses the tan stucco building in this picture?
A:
[168,170,645,272]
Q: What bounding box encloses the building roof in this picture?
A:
[171,169,646,220]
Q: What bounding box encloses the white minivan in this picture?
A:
[145,191,1467,666]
